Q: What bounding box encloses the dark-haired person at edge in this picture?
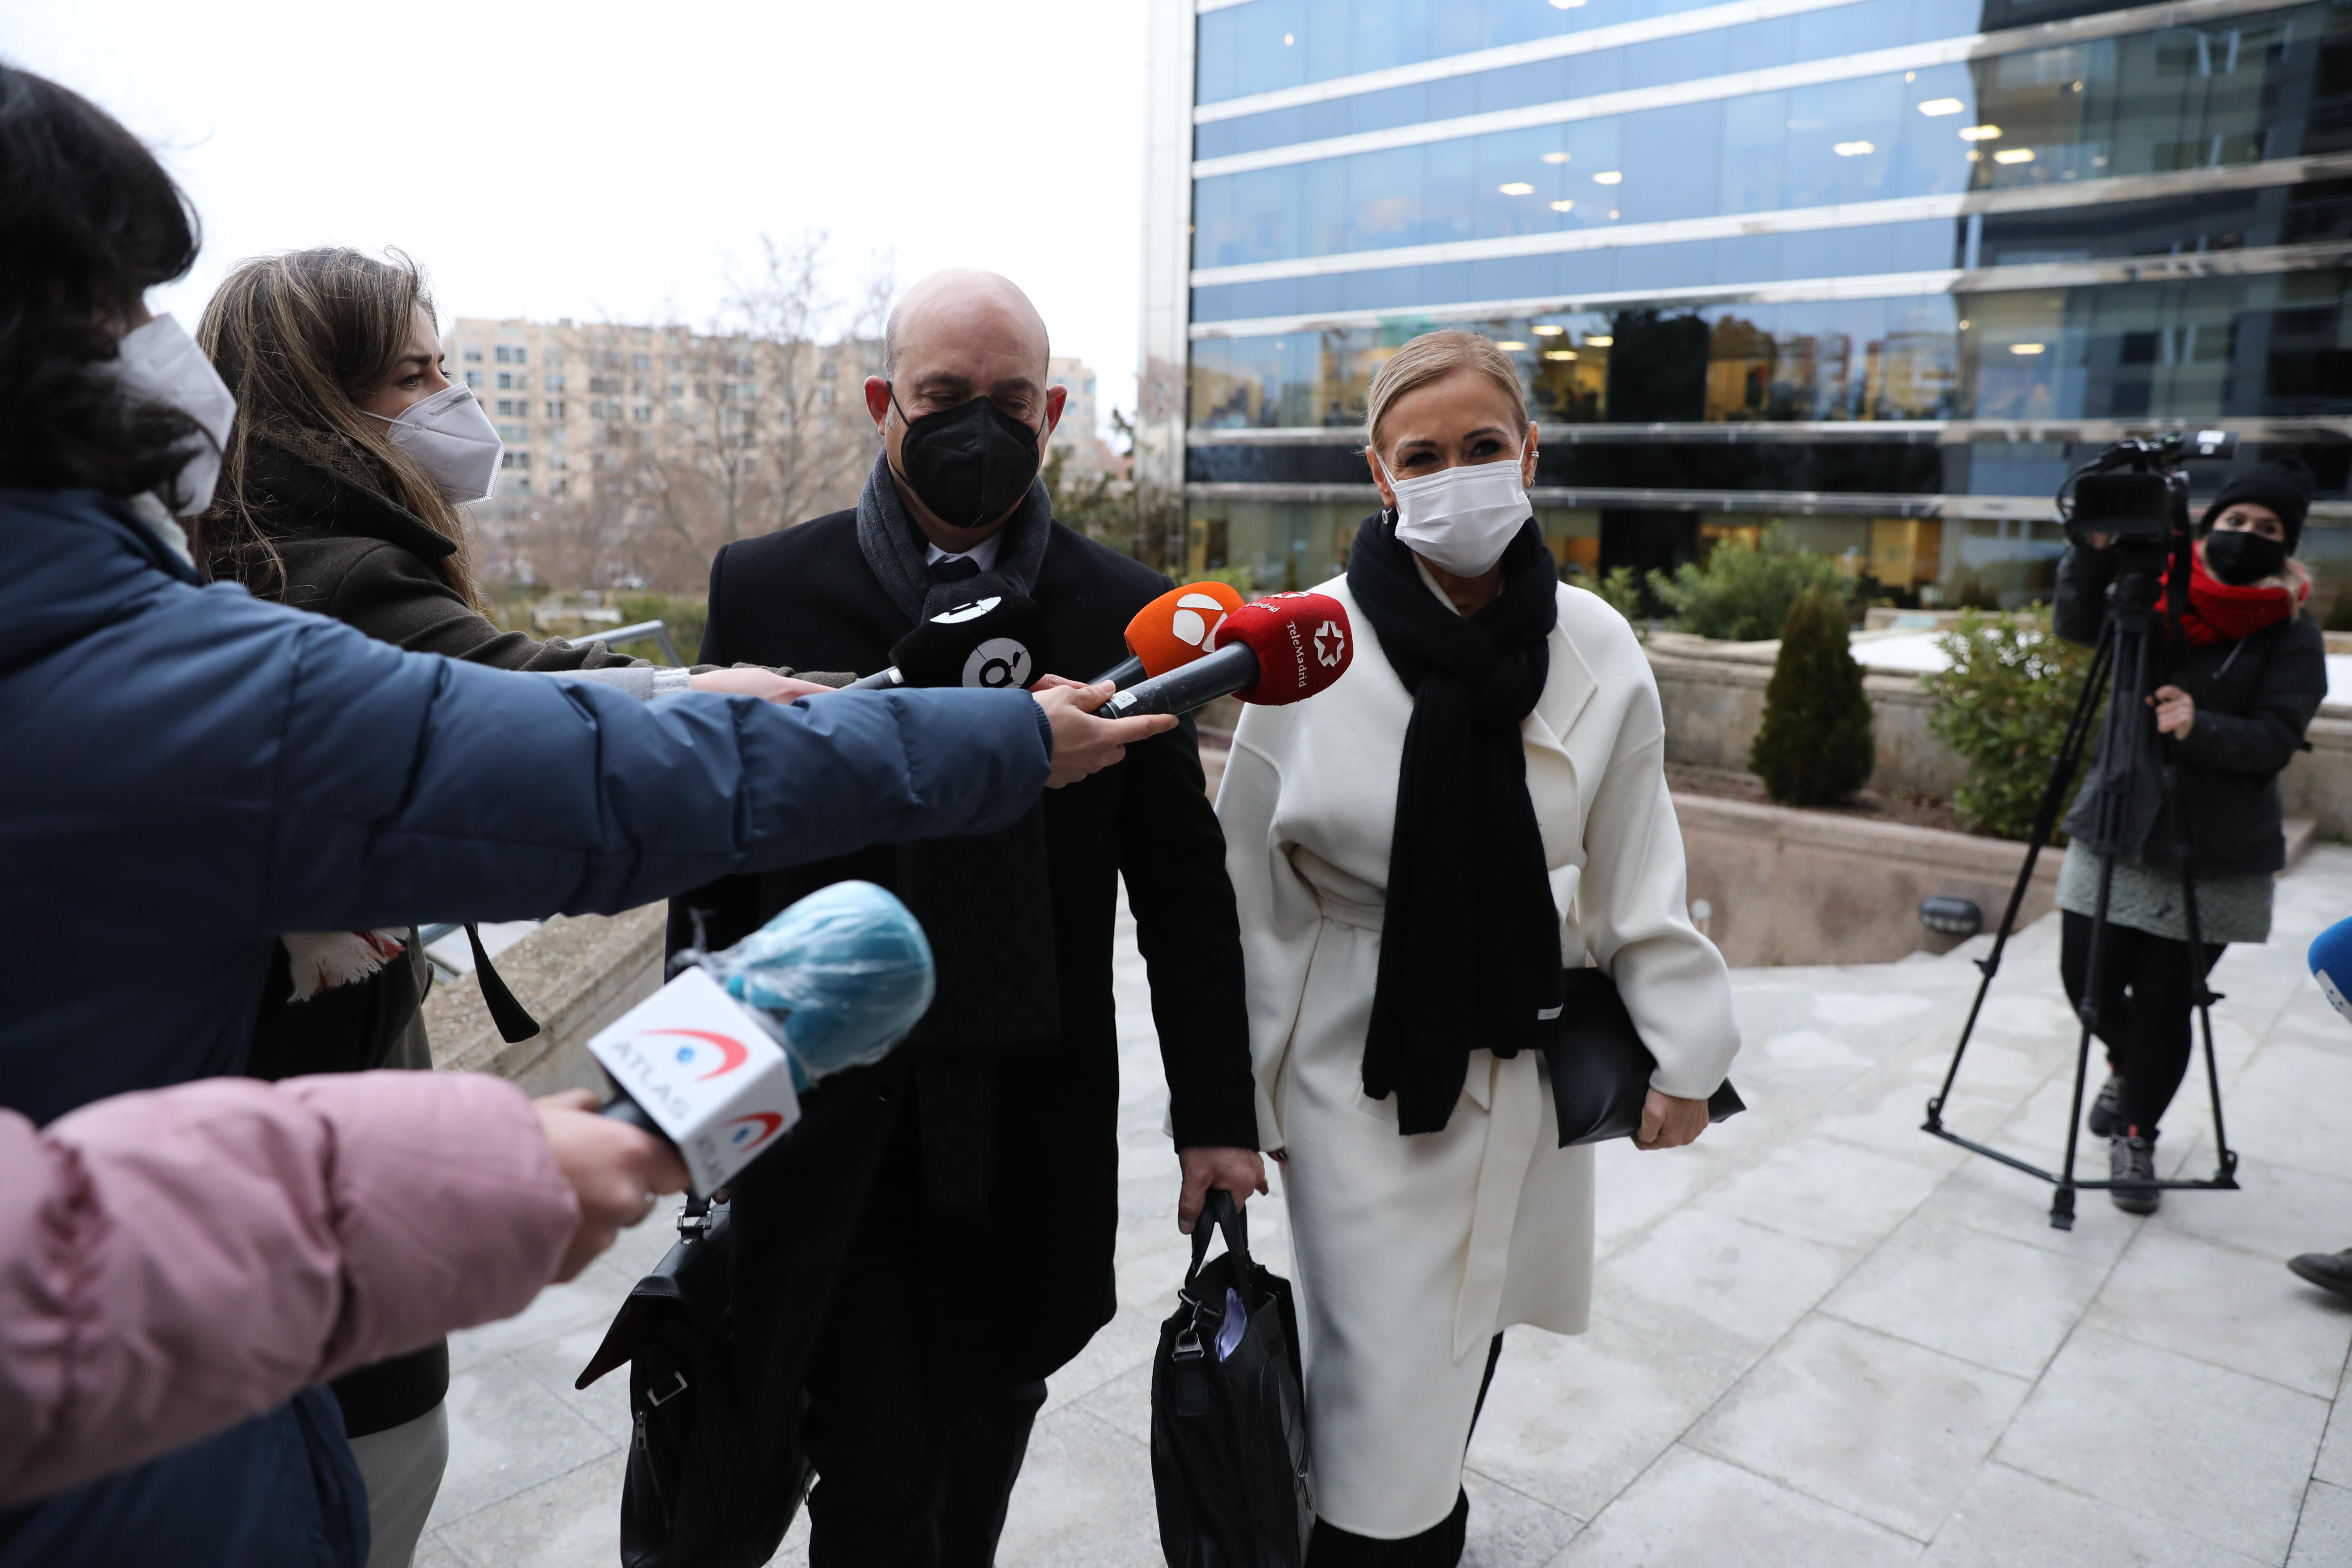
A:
[672,268,1264,1567]
[188,246,831,1568]
[0,68,1170,1568]
[2054,461,2328,1213]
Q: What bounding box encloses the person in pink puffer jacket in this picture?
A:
[0,1069,685,1507]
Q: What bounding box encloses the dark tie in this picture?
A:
[930,555,983,585]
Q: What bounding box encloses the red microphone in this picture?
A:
[1092,581,1247,687]
[1100,592,1351,718]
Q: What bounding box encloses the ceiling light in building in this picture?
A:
[1833,140,1876,156]
[1550,0,1588,9]
[1586,335,1614,346]
[1550,199,1577,212]
[1283,32,1294,44]
[1959,124,2001,141]
[1542,151,1572,164]
[1496,341,1531,351]
[1609,209,1620,218]
[2010,343,2046,355]
[1532,324,1566,336]
[1958,319,1971,330]
[1592,170,1623,184]
[1993,147,2035,164]
[1499,182,1535,195]
[1543,350,1579,361]
[1918,97,1965,115]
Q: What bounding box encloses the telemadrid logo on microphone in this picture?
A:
[586,967,803,1194]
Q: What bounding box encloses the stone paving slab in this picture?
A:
[420,846,2352,1566]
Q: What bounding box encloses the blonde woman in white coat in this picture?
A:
[1216,330,1741,1566]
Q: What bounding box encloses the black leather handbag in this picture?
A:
[576,1198,810,1568]
[1150,1190,1315,1568]
[1544,966,1744,1147]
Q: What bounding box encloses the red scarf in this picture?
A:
[2170,544,2309,648]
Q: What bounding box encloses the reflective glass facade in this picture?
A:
[1173,0,2352,602]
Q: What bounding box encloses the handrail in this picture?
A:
[601,619,685,667]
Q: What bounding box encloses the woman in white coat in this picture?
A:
[1216,330,1741,1564]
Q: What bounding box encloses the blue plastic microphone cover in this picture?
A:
[2313,915,2352,1029]
[702,880,936,1086]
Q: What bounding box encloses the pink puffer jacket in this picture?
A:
[0,1071,579,1506]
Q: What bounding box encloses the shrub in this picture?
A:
[1588,565,1646,630]
[1749,588,1875,805]
[1648,524,1849,640]
[1918,608,2092,841]
[615,593,708,666]
[2325,586,2352,633]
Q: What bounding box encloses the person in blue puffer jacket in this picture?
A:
[0,66,1171,1568]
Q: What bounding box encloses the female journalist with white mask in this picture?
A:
[1216,330,1741,1565]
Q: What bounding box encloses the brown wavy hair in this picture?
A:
[193,247,480,606]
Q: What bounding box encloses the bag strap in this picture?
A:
[1183,1188,1253,1301]
[465,924,542,1044]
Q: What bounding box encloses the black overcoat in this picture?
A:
[671,507,1259,1404]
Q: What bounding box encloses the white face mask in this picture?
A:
[365,382,502,504]
[114,314,237,517]
[1377,449,1533,577]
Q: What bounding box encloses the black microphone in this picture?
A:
[846,594,1057,691]
[1091,653,1147,688]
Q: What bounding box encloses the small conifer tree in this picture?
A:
[1749,588,1875,805]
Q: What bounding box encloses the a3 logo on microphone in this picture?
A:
[1171,592,1231,651]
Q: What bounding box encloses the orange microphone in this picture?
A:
[1092,581,1247,688]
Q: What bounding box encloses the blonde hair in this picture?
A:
[1363,329,1529,455]
[193,247,480,607]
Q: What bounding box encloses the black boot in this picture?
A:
[2087,1071,2125,1139]
[2110,1130,2159,1215]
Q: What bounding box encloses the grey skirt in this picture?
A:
[2055,844,2274,946]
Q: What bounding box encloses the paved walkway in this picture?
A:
[418,847,2352,1567]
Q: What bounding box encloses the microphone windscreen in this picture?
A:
[717,880,936,1080]
[1214,591,1352,705]
[1125,581,1246,678]
[2314,916,2352,1029]
[889,594,1057,689]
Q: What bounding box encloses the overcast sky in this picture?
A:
[5,0,1153,436]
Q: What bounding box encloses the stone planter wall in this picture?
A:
[1646,632,2352,838]
[422,905,665,1094]
[1673,793,2062,967]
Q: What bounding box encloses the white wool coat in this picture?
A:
[1216,573,1741,1539]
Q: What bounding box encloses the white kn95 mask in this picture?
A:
[113,314,238,517]
[366,382,503,504]
[1377,450,1532,576]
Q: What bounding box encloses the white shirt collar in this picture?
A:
[924,533,1003,573]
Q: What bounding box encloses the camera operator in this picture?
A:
[2053,461,2328,1213]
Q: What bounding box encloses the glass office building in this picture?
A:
[1138,0,2352,603]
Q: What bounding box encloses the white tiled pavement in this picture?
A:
[419,847,2352,1567]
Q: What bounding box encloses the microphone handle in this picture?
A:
[1101,643,1259,719]
[1090,653,1147,688]
[598,1088,671,1142]
[845,667,905,692]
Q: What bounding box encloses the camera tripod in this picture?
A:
[1922,550,2239,1231]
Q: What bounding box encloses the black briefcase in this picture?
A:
[1150,1189,1314,1568]
[1545,966,1745,1146]
[576,1198,810,1568]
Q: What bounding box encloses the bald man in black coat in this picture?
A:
[671,269,1262,1568]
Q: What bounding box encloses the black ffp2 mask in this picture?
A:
[890,388,1044,531]
[2203,528,2288,586]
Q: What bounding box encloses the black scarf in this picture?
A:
[1349,515,1564,1135]
[852,455,1061,1090]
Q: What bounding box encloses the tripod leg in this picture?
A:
[2159,740,2239,1186]
[1925,631,2114,1131]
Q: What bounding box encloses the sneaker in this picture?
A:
[2288,1251,2352,1303]
[2087,1072,2125,1139]
[2110,1132,2159,1215]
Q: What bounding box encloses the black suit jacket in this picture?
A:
[674,507,1258,1394]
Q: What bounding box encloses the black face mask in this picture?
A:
[889,388,1044,531]
[2204,527,2288,586]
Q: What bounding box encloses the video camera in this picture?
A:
[2062,429,2238,570]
